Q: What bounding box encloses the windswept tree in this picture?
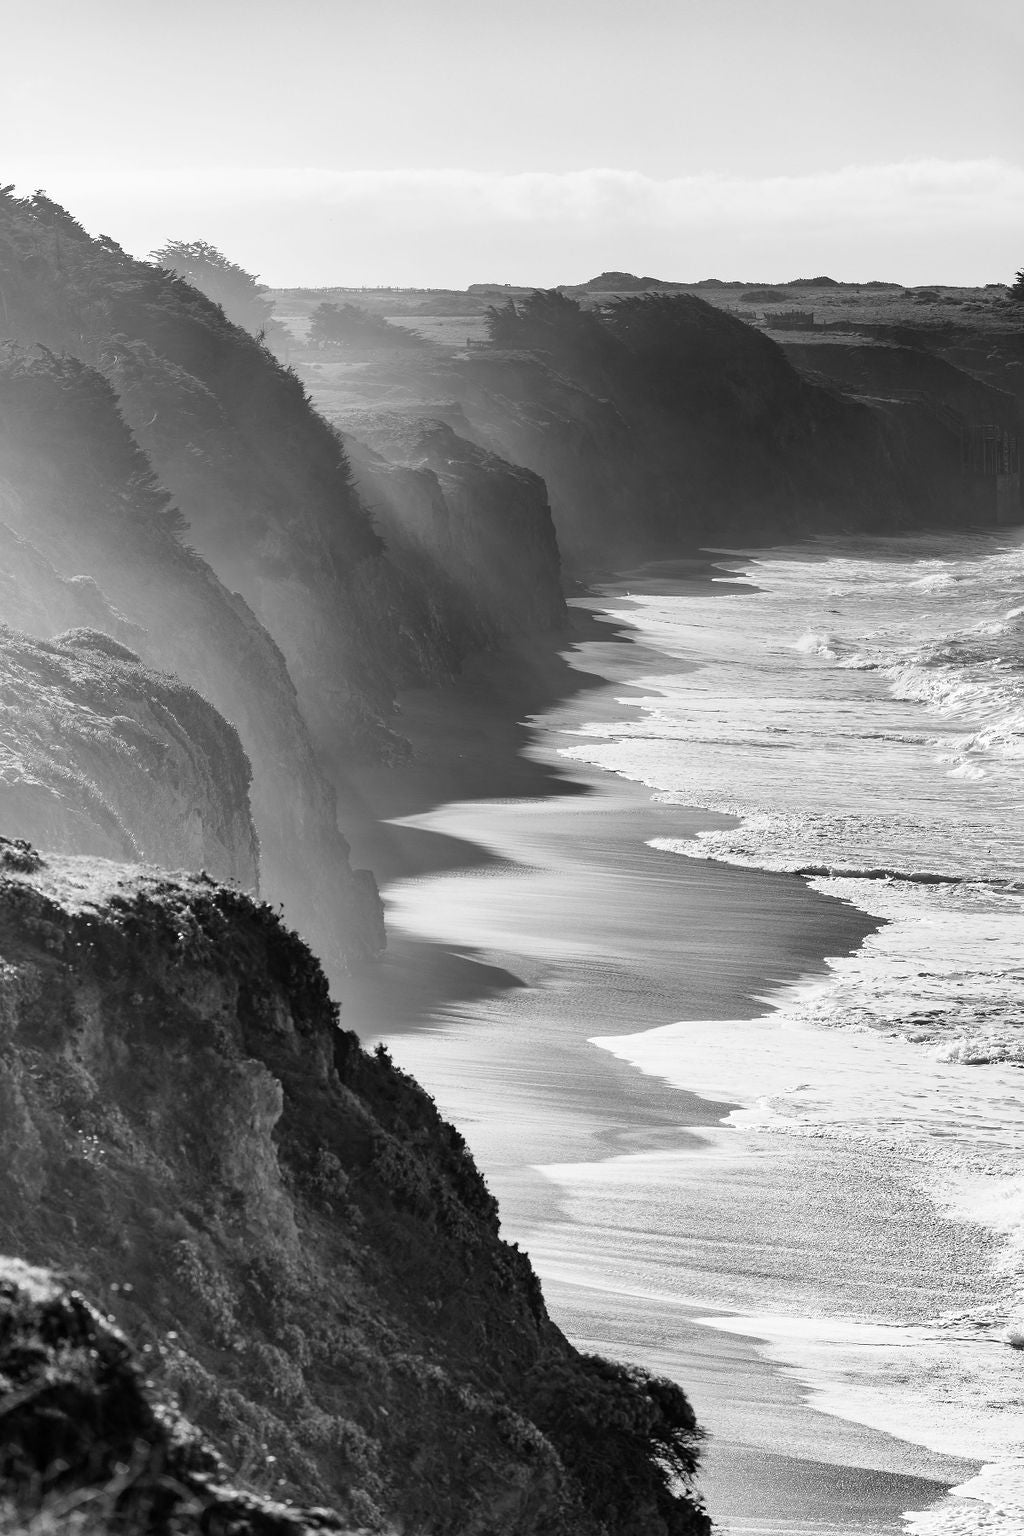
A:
[307,300,426,349]
[485,288,595,349]
[485,289,622,390]
[148,239,276,335]
[1009,268,1024,303]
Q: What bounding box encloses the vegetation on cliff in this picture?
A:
[0,847,710,1535]
[308,302,427,350]
[0,1257,344,1536]
[149,239,280,338]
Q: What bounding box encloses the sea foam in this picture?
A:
[557,531,1024,1528]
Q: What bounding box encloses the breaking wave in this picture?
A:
[559,530,1024,1532]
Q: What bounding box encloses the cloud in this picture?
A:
[9,159,1022,284]
[27,157,1022,227]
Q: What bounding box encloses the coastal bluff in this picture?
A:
[0,1256,346,1536]
[0,845,710,1536]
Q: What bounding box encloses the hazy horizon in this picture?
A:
[4,0,1022,289]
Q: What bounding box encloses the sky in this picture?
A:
[3,0,1023,287]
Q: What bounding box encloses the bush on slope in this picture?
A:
[0,846,710,1536]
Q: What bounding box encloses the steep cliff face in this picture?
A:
[0,847,710,1536]
[447,293,932,562]
[0,191,566,774]
[345,419,564,643]
[813,318,1024,408]
[780,336,1020,427]
[0,626,257,883]
[778,336,1023,526]
[291,292,945,568]
[0,348,381,979]
[438,350,653,567]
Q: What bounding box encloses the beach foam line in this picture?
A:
[688,1312,1022,1466]
[903,1459,1024,1535]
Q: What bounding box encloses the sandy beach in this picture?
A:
[340,582,981,1534]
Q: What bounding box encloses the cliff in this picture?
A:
[0,846,710,1536]
[343,418,565,642]
[805,316,1024,408]
[450,291,951,562]
[779,335,1020,428]
[0,625,257,883]
[0,1257,345,1535]
[0,191,566,775]
[0,347,381,980]
[775,334,1024,526]
[290,290,973,569]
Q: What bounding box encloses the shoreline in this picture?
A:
[339,580,977,1533]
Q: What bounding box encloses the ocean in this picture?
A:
[370,528,1024,1534]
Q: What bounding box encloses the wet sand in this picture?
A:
[339,582,977,1533]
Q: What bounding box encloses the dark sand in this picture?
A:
[339,578,976,1534]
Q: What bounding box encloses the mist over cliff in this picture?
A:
[0,189,713,1534]
[290,283,1022,569]
[0,190,567,980]
[0,185,1020,1534]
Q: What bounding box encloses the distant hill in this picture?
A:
[786,276,904,289]
[568,271,683,292]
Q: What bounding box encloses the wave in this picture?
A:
[791,863,966,885]
[935,1035,1024,1067]
[794,629,840,659]
[905,1460,1024,1535]
[645,833,1024,1066]
[573,535,1024,1536]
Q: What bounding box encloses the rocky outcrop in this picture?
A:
[0,848,710,1535]
[0,1257,347,1536]
[0,626,258,882]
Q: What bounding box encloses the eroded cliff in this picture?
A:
[0,846,710,1536]
[0,626,257,883]
[344,419,564,643]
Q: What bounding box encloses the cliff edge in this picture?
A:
[0,845,710,1536]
